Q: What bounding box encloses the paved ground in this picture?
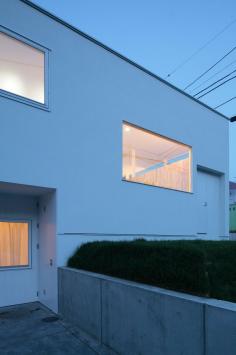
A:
[0,302,97,355]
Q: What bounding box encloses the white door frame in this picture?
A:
[197,166,224,238]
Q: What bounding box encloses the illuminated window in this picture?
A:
[0,31,45,104]
[0,221,29,268]
[122,122,192,192]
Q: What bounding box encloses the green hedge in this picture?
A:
[67,240,236,302]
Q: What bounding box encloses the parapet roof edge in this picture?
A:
[20,0,229,121]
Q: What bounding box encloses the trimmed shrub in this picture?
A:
[68,240,210,296]
[68,240,236,301]
[201,241,236,302]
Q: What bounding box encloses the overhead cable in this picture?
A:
[165,18,236,79]
[184,47,236,90]
[214,96,236,109]
[197,74,236,99]
[190,58,236,93]
[193,68,236,97]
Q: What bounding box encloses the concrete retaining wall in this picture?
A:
[58,267,236,355]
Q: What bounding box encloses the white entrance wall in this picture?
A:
[0,193,38,307]
[0,185,56,310]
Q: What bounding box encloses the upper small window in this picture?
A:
[122,122,192,192]
[0,31,45,104]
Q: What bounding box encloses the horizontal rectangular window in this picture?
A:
[0,31,45,104]
[122,122,192,192]
[0,221,29,268]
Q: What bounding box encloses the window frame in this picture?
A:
[0,26,50,110]
[0,218,32,271]
[122,121,193,193]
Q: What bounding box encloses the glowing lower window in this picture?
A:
[0,31,45,104]
[0,222,29,267]
[122,122,192,192]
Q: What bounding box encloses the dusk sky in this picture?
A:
[33,0,236,179]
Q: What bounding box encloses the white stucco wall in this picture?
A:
[0,0,229,241]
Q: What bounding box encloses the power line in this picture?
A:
[214,96,236,109]
[184,46,236,90]
[189,58,236,93]
[165,18,236,79]
[197,74,236,99]
[193,68,236,97]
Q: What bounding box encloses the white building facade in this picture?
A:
[0,0,229,312]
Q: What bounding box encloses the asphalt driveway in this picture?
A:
[0,302,97,355]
